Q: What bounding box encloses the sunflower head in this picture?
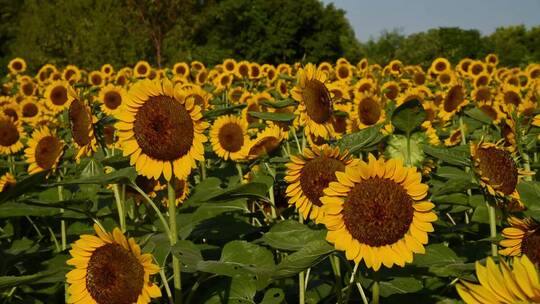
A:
[25,127,64,174]
[246,125,284,160]
[285,145,353,222]
[134,61,151,78]
[499,216,540,265]
[353,92,384,129]
[439,83,467,121]
[430,57,451,74]
[98,84,127,116]
[116,79,208,181]
[66,224,161,304]
[0,172,16,193]
[44,81,74,114]
[321,155,436,270]
[0,115,24,155]
[69,97,98,161]
[210,114,249,161]
[8,58,26,74]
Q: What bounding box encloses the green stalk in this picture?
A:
[487,201,498,257]
[235,163,244,183]
[112,184,126,232]
[522,151,533,181]
[168,181,182,302]
[291,128,302,152]
[298,214,306,304]
[129,182,172,240]
[58,184,66,251]
[405,133,412,166]
[372,279,380,304]
[200,160,207,180]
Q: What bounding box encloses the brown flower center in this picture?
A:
[104,91,122,110]
[3,108,18,121]
[69,100,93,146]
[65,69,75,80]
[12,61,23,71]
[22,82,34,96]
[137,65,147,76]
[303,79,332,124]
[22,103,39,117]
[435,62,446,72]
[35,136,62,169]
[91,75,102,86]
[521,230,540,266]
[475,146,518,195]
[337,66,349,79]
[0,120,19,147]
[414,72,426,85]
[103,125,116,145]
[50,86,68,106]
[238,65,249,77]
[503,91,521,106]
[299,156,345,207]
[443,85,464,112]
[384,85,399,100]
[218,123,244,153]
[357,97,381,126]
[133,95,194,161]
[343,177,414,246]
[474,87,491,102]
[86,243,144,304]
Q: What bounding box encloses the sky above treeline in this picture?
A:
[322,0,540,41]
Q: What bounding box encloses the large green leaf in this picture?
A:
[51,167,136,186]
[0,170,49,204]
[379,277,423,297]
[203,104,246,119]
[272,240,334,278]
[0,270,59,289]
[423,145,471,166]
[413,243,472,277]
[391,99,426,134]
[259,98,296,109]
[259,220,326,251]
[337,125,386,153]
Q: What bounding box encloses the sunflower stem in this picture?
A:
[487,202,498,257]
[330,255,343,303]
[236,163,244,183]
[159,268,174,304]
[522,151,533,181]
[199,160,206,180]
[291,128,302,152]
[7,155,14,174]
[112,184,126,232]
[371,278,380,304]
[57,183,66,251]
[129,182,172,241]
[168,181,182,303]
[298,213,306,304]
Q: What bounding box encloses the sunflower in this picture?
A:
[63,65,82,83]
[277,63,292,76]
[357,58,369,73]
[444,128,463,147]
[88,71,105,87]
[210,115,249,161]
[291,64,334,139]
[335,64,352,82]
[162,178,190,206]
[100,63,114,76]
[354,77,377,95]
[471,141,528,202]
[396,87,427,106]
[331,103,351,136]
[430,57,451,74]
[438,83,468,121]
[0,172,16,192]
[321,155,437,270]
[456,255,540,304]
[44,81,74,114]
[476,101,503,124]
[179,85,212,112]
[116,79,208,181]
[387,60,403,76]
[214,73,234,92]
[246,125,284,160]
[25,127,64,174]
[469,61,485,78]
[8,58,26,74]
[69,98,98,161]
[264,65,278,84]
[20,98,43,123]
[472,86,493,103]
[457,58,473,76]
[191,61,205,71]
[499,84,522,108]
[134,61,151,78]
[499,216,540,264]
[285,145,353,222]
[437,71,455,86]
[381,81,400,101]
[1,103,21,122]
[0,115,24,155]
[275,79,289,98]
[37,64,57,84]
[327,81,351,101]
[485,53,499,66]
[65,224,161,304]
[98,84,127,116]
[173,62,190,78]
[352,92,385,129]
[18,78,35,97]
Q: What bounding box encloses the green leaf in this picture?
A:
[142,233,171,267]
[431,193,470,205]
[248,111,295,122]
[517,180,540,209]
[413,243,471,277]
[0,170,49,204]
[272,240,334,278]
[435,166,474,180]
[337,125,387,153]
[259,98,296,109]
[0,202,61,218]
[423,145,471,166]
[260,220,326,251]
[260,288,285,304]
[465,108,493,124]
[0,270,59,289]
[203,104,245,119]
[52,167,137,186]
[170,240,204,273]
[432,178,477,196]
[391,99,426,134]
[379,277,423,297]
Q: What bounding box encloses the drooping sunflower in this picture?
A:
[438,83,468,121]
[245,125,284,160]
[8,58,26,74]
[0,172,16,192]
[285,145,353,223]
[24,127,64,174]
[471,141,528,203]
[456,255,540,304]
[44,80,74,114]
[69,98,98,161]
[162,178,190,206]
[65,224,161,304]
[98,84,127,116]
[499,216,540,265]
[352,92,385,129]
[134,60,151,78]
[291,63,334,139]
[116,79,208,181]
[0,115,24,155]
[210,115,249,161]
[321,155,437,270]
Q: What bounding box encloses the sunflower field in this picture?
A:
[1,55,540,304]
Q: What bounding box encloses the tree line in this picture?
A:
[0,0,538,73]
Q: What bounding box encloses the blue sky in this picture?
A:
[321,0,540,41]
